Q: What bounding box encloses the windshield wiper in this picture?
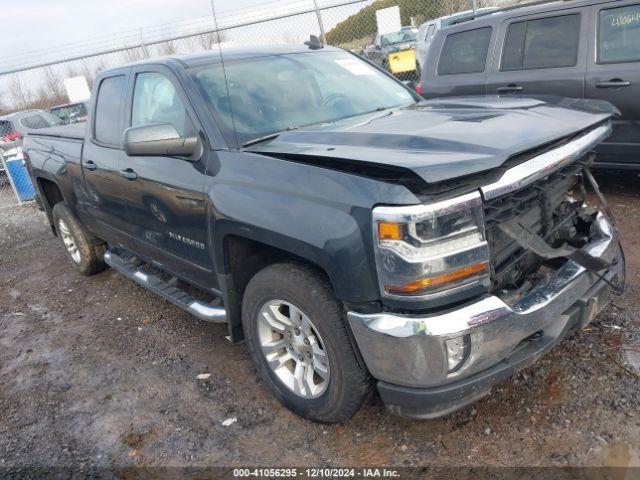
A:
[241,107,395,147]
[242,126,298,148]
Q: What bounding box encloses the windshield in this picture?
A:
[51,104,88,123]
[192,51,416,146]
[381,30,417,46]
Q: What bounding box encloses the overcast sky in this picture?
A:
[1,0,307,68]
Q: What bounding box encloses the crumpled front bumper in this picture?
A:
[347,213,624,418]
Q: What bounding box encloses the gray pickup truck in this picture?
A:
[24,44,624,423]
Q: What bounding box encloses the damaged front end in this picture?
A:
[347,122,626,419]
[484,153,624,306]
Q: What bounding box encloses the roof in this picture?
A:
[444,0,620,27]
[50,102,87,109]
[420,6,497,27]
[114,44,344,71]
[0,109,46,120]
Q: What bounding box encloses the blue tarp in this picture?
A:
[5,158,36,202]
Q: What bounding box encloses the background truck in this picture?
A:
[363,27,419,78]
[24,45,624,422]
[418,0,640,169]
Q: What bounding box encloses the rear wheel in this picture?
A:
[52,203,106,276]
[242,263,370,423]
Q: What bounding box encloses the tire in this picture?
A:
[242,262,371,423]
[52,203,107,276]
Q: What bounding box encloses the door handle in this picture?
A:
[120,168,138,180]
[497,85,523,93]
[82,160,97,171]
[596,80,631,88]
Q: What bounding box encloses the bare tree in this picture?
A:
[43,67,64,99]
[66,65,81,79]
[158,39,178,56]
[9,74,31,111]
[442,0,472,15]
[34,86,55,109]
[196,30,226,50]
[78,59,106,89]
[0,96,9,116]
[121,46,150,64]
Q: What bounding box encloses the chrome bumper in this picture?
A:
[348,213,623,390]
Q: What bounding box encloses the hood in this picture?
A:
[249,96,613,186]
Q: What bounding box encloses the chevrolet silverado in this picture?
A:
[24,45,625,423]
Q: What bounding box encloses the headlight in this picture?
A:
[372,191,490,302]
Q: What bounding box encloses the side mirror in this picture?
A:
[123,123,200,157]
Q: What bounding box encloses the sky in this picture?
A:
[0,0,371,109]
[0,0,335,70]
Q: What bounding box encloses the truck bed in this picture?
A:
[27,122,86,141]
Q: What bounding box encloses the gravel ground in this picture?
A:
[0,171,638,471]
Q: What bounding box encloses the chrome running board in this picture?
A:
[104,247,226,323]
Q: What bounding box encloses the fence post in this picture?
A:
[1,149,23,205]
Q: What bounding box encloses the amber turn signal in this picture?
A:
[385,261,489,295]
[378,221,402,240]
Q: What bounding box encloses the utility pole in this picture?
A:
[472,0,478,16]
[312,0,326,44]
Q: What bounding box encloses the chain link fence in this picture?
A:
[0,0,531,206]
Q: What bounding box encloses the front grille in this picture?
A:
[484,161,585,291]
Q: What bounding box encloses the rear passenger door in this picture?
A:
[586,1,640,166]
[421,26,493,98]
[81,73,134,248]
[487,8,588,98]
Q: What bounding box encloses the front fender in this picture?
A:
[212,207,376,302]
[205,150,419,303]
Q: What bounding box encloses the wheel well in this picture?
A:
[38,178,64,210]
[225,235,331,301]
[223,235,332,343]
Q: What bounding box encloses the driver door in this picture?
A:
[118,66,215,288]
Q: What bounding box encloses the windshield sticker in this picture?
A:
[334,59,375,76]
[610,11,640,29]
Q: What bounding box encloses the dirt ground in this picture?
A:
[0,171,638,472]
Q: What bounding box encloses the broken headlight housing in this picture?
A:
[372,191,490,303]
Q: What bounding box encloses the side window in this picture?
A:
[437,27,492,75]
[20,114,49,129]
[94,75,125,145]
[599,4,640,64]
[501,14,581,71]
[131,72,189,136]
[0,120,14,138]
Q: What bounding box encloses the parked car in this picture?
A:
[0,109,63,164]
[416,7,497,70]
[49,102,89,124]
[363,27,418,78]
[419,0,640,169]
[24,45,624,422]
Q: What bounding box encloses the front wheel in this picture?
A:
[242,263,370,423]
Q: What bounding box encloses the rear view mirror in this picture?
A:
[123,123,200,157]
